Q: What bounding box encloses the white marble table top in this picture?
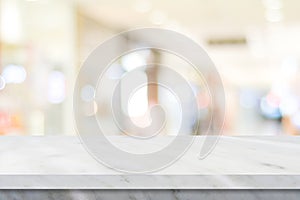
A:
[0,136,299,189]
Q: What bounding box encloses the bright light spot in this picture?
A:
[0,76,6,90]
[121,52,147,72]
[265,9,283,22]
[149,10,167,25]
[128,86,148,117]
[263,0,283,10]
[81,85,95,102]
[0,0,22,43]
[2,64,26,84]
[47,71,65,104]
[128,85,151,127]
[133,0,152,13]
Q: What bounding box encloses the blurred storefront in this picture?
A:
[0,0,299,135]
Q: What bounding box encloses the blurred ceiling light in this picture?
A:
[0,76,6,90]
[2,64,26,84]
[265,9,283,22]
[149,10,167,25]
[0,0,22,43]
[47,71,66,104]
[81,85,95,102]
[121,52,147,72]
[133,0,152,13]
[263,0,283,10]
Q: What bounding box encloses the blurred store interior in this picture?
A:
[0,0,300,136]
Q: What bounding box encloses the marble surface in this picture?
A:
[1,190,300,200]
[0,136,300,189]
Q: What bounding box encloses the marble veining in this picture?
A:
[0,136,299,188]
[1,190,300,200]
